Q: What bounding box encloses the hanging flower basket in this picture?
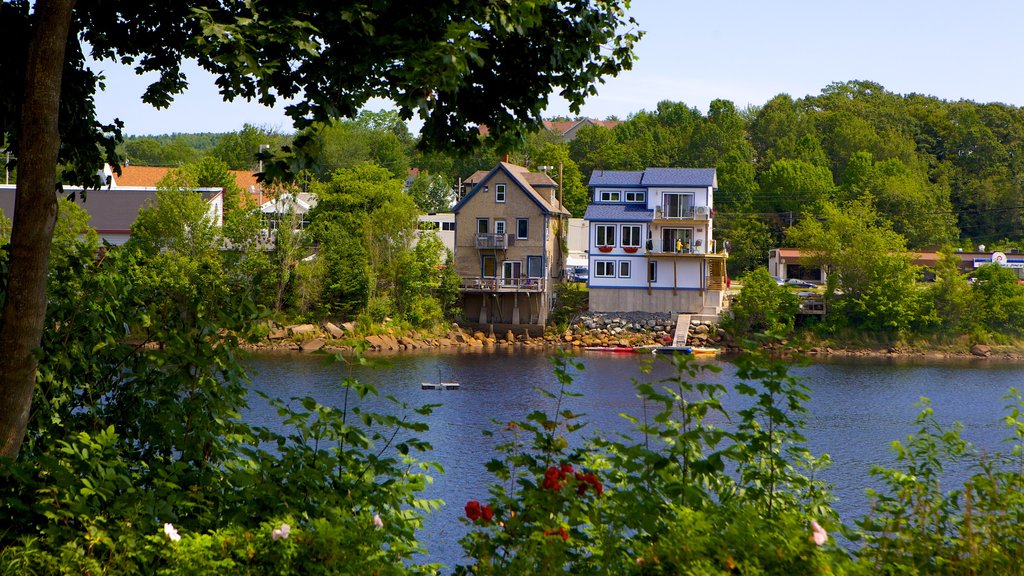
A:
[597,245,613,253]
[623,246,638,253]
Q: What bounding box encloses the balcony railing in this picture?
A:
[460,276,546,292]
[476,233,514,249]
[654,205,711,220]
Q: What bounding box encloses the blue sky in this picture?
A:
[93,0,1024,136]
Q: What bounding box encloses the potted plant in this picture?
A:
[623,246,638,253]
[597,245,613,253]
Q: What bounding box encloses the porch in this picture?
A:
[460,276,546,293]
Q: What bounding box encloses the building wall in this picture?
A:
[588,255,704,290]
[588,287,714,314]
[460,292,550,325]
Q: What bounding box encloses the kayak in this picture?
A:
[583,346,639,353]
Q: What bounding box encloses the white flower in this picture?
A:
[810,520,828,546]
[163,522,181,542]
[373,513,384,529]
[272,523,291,541]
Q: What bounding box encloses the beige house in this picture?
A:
[452,162,571,325]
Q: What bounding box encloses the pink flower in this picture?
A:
[373,514,384,529]
[163,522,181,542]
[810,520,828,546]
[272,523,291,540]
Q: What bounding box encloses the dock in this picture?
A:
[672,314,691,347]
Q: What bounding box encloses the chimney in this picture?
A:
[502,154,510,163]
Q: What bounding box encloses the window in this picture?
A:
[527,255,544,278]
[662,228,693,253]
[618,260,631,278]
[517,218,529,239]
[594,260,616,278]
[477,218,489,234]
[662,193,694,218]
[494,220,506,235]
[648,261,658,282]
[598,190,621,202]
[502,260,522,279]
[624,190,646,203]
[481,255,497,277]
[595,224,616,247]
[441,221,455,231]
[621,225,642,248]
[495,184,506,203]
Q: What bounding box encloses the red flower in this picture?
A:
[574,471,604,497]
[481,505,494,523]
[560,463,574,476]
[543,466,562,490]
[544,527,570,542]
[465,500,482,521]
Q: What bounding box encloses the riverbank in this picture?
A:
[245,315,1024,363]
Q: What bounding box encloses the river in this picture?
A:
[244,348,1024,570]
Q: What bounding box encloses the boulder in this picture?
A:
[268,328,288,340]
[323,322,345,339]
[287,324,318,337]
[300,338,325,352]
[341,321,356,333]
[970,344,992,358]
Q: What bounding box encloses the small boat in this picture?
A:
[650,346,719,356]
[421,382,460,390]
[583,346,639,353]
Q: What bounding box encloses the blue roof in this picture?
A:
[588,167,716,188]
[584,203,654,222]
[588,170,644,187]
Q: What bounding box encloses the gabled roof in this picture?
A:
[589,167,717,188]
[583,203,654,222]
[543,119,622,135]
[453,161,570,216]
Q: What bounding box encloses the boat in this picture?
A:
[421,382,460,390]
[583,346,639,353]
[649,346,720,356]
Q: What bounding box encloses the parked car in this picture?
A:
[786,278,817,288]
[567,266,589,283]
[770,276,786,286]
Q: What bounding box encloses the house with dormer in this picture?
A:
[584,167,727,315]
[452,161,571,325]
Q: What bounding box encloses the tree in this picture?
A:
[0,0,640,458]
[787,198,925,335]
[759,158,835,217]
[407,173,455,213]
[726,268,799,337]
[209,124,290,171]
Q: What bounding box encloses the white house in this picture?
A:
[415,212,456,255]
[584,168,727,314]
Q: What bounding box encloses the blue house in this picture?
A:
[584,168,727,315]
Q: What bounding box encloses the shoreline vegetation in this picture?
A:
[244,318,1024,362]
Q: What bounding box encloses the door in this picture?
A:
[502,260,522,286]
[662,228,693,253]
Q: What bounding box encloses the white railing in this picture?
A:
[460,276,545,292]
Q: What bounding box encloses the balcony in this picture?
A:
[653,205,711,220]
[460,276,546,293]
[476,233,515,249]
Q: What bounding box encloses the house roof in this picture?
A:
[583,203,654,222]
[589,167,717,188]
[543,119,621,136]
[453,161,570,216]
[0,186,222,234]
[111,165,264,204]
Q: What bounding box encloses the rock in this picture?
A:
[323,322,345,339]
[268,328,288,340]
[971,344,992,357]
[300,338,325,352]
[473,331,486,341]
[341,321,356,333]
[287,324,317,336]
[694,324,710,335]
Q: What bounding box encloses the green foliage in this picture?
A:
[726,268,799,337]
[549,282,589,330]
[971,264,1024,335]
[788,198,929,335]
[407,174,455,213]
[455,351,847,575]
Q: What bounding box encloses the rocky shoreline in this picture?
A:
[245,315,1024,362]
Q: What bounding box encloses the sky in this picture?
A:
[92,0,1024,136]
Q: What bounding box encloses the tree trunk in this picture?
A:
[0,0,76,459]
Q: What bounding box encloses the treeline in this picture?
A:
[119,80,1024,276]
